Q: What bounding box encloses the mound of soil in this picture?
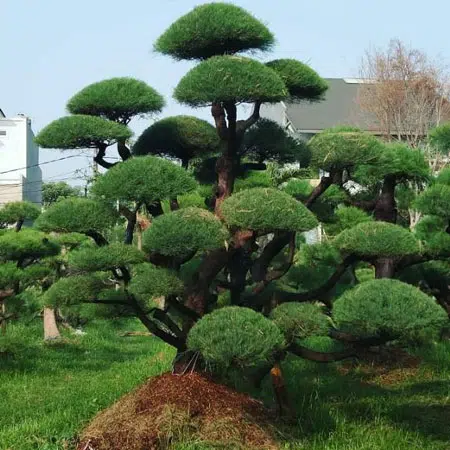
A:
[339,347,423,385]
[77,372,278,450]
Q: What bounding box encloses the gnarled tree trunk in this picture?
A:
[374,258,395,278]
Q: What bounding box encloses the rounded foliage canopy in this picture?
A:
[221,187,318,232]
[271,303,330,343]
[67,77,165,123]
[309,129,382,172]
[187,306,285,369]
[154,3,274,60]
[132,115,220,162]
[129,263,184,301]
[35,115,132,149]
[415,184,450,219]
[69,243,145,272]
[266,59,328,101]
[0,229,60,261]
[0,201,40,225]
[92,156,197,204]
[35,198,118,234]
[334,221,419,258]
[143,207,228,257]
[242,118,311,165]
[333,279,447,340]
[174,56,287,107]
[356,143,429,183]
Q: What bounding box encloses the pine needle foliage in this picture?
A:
[67,77,164,123]
[242,118,310,165]
[415,184,450,219]
[35,115,132,149]
[92,156,197,204]
[429,123,450,154]
[266,59,328,101]
[143,207,228,258]
[69,243,145,272]
[271,302,330,343]
[35,198,118,234]
[132,116,220,161]
[187,306,285,369]
[154,3,274,60]
[221,187,318,232]
[334,221,420,258]
[333,279,448,340]
[129,263,184,300]
[0,201,40,225]
[309,129,382,172]
[174,56,287,107]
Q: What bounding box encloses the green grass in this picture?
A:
[0,319,174,450]
[0,320,449,450]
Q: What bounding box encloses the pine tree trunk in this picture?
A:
[1,301,6,335]
[43,307,61,341]
[270,363,292,417]
[374,175,397,223]
[374,258,395,278]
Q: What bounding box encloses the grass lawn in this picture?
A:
[1,319,449,450]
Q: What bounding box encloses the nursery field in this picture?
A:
[1,319,449,450]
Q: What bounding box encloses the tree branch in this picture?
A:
[94,144,117,169]
[287,342,355,362]
[237,100,261,134]
[85,231,109,247]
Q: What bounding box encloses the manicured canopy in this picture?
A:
[266,59,328,101]
[35,198,118,234]
[309,129,382,172]
[221,188,318,232]
[187,306,285,369]
[92,156,197,204]
[67,77,165,123]
[35,115,132,149]
[271,303,330,343]
[0,229,60,261]
[356,143,429,183]
[132,115,220,162]
[242,118,311,165]
[154,3,274,60]
[69,243,145,272]
[143,207,228,257]
[174,56,287,107]
[415,184,450,219]
[128,263,184,301]
[333,279,447,340]
[0,201,40,225]
[334,221,420,258]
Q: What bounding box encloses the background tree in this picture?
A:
[42,182,81,208]
[358,39,450,148]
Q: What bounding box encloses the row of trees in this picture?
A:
[1,2,449,413]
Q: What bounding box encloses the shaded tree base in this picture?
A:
[77,372,279,450]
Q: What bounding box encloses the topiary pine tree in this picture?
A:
[35,2,449,414]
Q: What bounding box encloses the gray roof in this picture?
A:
[285,78,381,134]
[0,109,5,119]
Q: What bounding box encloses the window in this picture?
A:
[0,131,6,136]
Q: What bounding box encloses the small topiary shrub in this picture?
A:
[271,302,330,343]
[187,306,285,370]
[333,279,448,341]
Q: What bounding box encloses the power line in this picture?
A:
[0,154,84,175]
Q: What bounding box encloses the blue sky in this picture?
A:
[2,0,449,183]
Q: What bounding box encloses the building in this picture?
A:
[261,78,381,141]
[0,109,42,206]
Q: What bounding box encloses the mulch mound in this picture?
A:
[77,372,278,450]
[338,346,424,386]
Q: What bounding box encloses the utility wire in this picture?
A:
[0,154,84,175]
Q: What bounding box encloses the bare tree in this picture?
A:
[358,39,450,148]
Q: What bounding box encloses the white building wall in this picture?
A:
[0,114,42,207]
